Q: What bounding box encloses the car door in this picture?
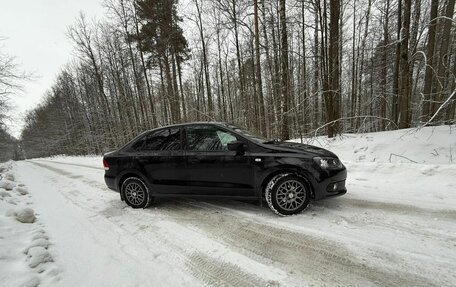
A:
[183,124,255,196]
[134,127,186,194]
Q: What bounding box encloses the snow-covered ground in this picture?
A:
[296,124,455,164]
[1,125,455,286]
[0,162,60,287]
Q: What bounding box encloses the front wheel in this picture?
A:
[121,177,151,209]
[265,174,311,216]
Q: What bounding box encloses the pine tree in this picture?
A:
[134,0,189,123]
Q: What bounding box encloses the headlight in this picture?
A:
[313,157,343,169]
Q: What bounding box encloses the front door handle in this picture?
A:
[188,157,200,164]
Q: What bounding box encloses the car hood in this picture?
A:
[265,142,337,157]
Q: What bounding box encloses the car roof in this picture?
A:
[150,121,230,130]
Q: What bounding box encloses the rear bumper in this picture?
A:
[104,175,118,192]
[313,168,347,200]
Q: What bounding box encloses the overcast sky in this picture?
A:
[0,0,105,137]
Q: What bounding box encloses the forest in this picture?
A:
[1,0,455,159]
[0,38,23,161]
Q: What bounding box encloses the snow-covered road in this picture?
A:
[4,156,454,286]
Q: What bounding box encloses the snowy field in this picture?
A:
[1,125,455,286]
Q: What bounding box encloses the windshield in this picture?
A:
[222,123,271,144]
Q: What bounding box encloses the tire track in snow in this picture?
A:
[303,199,456,248]
[25,161,283,286]
[31,159,104,170]
[187,253,276,287]
[26,160,450,286]
[27,161,107,191]
[31,160,456,221]
[23,162,207,286]
[155,200,440,287]
[314,197,456,221]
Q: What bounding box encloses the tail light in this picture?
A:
[103,159,109,171]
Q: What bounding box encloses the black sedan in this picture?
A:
[103,122,347,216]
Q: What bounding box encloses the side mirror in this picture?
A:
[227,140,246,153]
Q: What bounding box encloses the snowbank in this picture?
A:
[294,125,456,164]
[38,154,102,168]
[3,172,15,181]
[0,179,16,190]
[0,161,60,286]
[0,189,11,198]
[27,246,54,268]
[14,186,29,195]
[15,207,36,223]
[24,238,50,253]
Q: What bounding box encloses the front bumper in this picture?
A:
[312,168,347,200]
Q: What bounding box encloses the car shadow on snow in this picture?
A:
[100,196,340,220]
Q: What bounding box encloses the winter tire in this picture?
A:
[265,174,310,216]
[121,177,151,209]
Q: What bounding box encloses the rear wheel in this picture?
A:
[265,174,310,216]
[121,177,151,208]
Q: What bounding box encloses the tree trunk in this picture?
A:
[326,0,341,137]
[300,0,308,134]
[313,6,320,130]
[279,0,290,140]
[351,0,357,130]
[216,22,226,120]
[381,0,390,130]
[231,0,245,121]
[254,0,267,137]
[132,4,157,127]
[422,0,439,120]
[176,56,187,122]
[195,0,213,115]
[432,0,456,118]
[398,0,412,128]
[392,0,402,126]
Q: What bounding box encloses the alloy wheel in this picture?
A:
[275,179,306,211]
[124,182,145,206]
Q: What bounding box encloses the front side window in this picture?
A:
[186,126,238,151]
[134,128,181,151]
[221,123,270,143]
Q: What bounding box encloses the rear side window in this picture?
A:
[131,137,147,151]
[132,128,181,151]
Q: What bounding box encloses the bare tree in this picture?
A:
[279,0,290,140]
[0,39,30,125]
[422,0,439,121]
[254,0,267,136]
[18,0,456,158]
